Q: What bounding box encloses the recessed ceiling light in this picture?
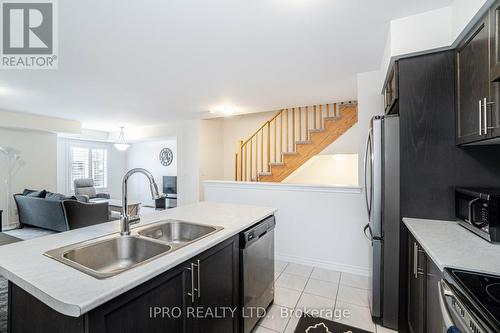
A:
[210,105,239,116]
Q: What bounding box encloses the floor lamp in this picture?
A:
[0,147,24,229]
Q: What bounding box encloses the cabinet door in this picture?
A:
[456,14,490,144]
[490,0,500,138]
[408,234,426,333]
[384,62,399,114]
[87,265,188,333]
[189,236,239,333]
[426,257,443,333]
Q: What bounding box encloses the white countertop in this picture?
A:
[0,202,276,317]
[403,217,500,275]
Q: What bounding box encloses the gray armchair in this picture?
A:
[74,178,110,202]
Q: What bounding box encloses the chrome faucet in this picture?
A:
[120,168,164,236]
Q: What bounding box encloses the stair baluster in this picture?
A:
[305,106,309,141]
[234,101,357,182]
[298,107,301,143]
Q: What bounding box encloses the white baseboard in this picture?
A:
[276,253,371,277]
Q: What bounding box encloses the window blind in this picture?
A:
[91,148,107,188]
[70,146,108,189]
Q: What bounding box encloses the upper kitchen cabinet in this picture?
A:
[456,1,500,145]
[491,0,500,82]
[456,14,491,145]
[383,62,399,114]
[490,0,500,139]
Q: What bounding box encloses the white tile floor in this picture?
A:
[253,261,398,333]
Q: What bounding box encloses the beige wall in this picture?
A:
[222,111,275,180]
[198,119,224,200]
[0,110,80,134]
[0,128,58,225]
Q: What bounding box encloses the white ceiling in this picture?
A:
[0,0,453,130]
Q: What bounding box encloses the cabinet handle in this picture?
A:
[384,89,387,109]
[479,99,483,135]
[413,242,418,279]
[413,242,424,279]
[186,263,196,303]
[197,259,201,298]
[484,98,488,135]
[483,98,495,135]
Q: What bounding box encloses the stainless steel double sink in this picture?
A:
[44,220,223,279]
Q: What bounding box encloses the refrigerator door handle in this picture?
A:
[363,130,373,218]
[363,223,373,241]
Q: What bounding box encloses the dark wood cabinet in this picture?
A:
[455,1,500,145]
[383,62,399,114]
[425,257,443,333]
[490,0,500,139]
[87,263,188,333]
[187,238,239,333]
[407,232,443,333]
[491,0,500,82]
[456,14,491,144]
[8,235,241,333]
[407,234,426,333]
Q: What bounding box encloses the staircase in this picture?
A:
[235,101,358,182]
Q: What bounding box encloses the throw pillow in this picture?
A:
[45,192,79,201]
[22,189,35,196]
[24,190,47,198]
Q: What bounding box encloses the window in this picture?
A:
[71,146,108,189]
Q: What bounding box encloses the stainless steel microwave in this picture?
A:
[456,188,500,243]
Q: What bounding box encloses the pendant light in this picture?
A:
[114,126,130,151]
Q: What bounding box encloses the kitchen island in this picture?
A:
[0,202,276,333]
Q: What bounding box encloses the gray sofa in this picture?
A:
[14,193,109,232]
[74,178,110,202]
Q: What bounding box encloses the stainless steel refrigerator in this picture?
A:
[363,114,400,329]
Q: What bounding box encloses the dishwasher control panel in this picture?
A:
[240,216,275,247]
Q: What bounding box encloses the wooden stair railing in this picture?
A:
[235,101,357,182]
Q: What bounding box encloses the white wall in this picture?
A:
[379,7,453,87]
[0,128,57,226]
[115,120,200,206]
[390,7,453,57]
[126,140,177,203]
[319,124,359,155]
[283,154,358,186]
[452,0,488,39]
[204,181,370,275]
[357,71,384,182]
[380,1,489,88]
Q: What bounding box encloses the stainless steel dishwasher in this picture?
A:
[240,215,275,333]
